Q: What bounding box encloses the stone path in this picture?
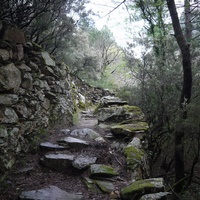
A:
[0,96,171,200]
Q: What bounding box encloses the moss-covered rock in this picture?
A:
[121,178,164,200]
[90,164,118,178]
[97,104,145,124]
[111,122,148,137]
[124,146,144,171]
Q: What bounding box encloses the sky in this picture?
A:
[86,0,185,56]
[86,0,137,47]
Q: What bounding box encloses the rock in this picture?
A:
[0,49,10,61]
[82,177,99,193]
[94,180,115,193]
[140,192,171,200]
[111,122,148,137]
[0,107,19,123]
[124,145,144,171]
[70,128,100,140]
[40,153,74,171]
[40,142,66,151]
[0,63,21,92]
[41,51,56,67]
[0,125,8,137]
[19,185,83,200]
[0,21,25,44]
[97,105,144,123]
[99,96,127,107]
[72,156,97,170]
[59,136,89,148]
[21,73,33,89]
[121,178,164,200]
[90,164,118,178]
[0,94,19,105]
[41,98,51,110]
[128,137,142,149]
[60,129,71,135]
[15,104,30,118]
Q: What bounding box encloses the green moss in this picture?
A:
[123,105,142,113]
[124,146,144,170]
[90,164,118,177]
[78,101,86,110]
[121,179,155,199]
[73,110,80,125]
[111,122,148,137]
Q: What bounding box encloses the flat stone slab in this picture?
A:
[72,156,97,170]
[40,154,74,171]
[121,178,164,200]
[111,122,148,137]
[90,164,118,178]
[140,192,171,200]
[40,142,66,151]
[94,180,115,193]
[19,185,83,200]
[59,137,89,148]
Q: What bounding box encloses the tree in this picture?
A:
[166,0,192,192]
[88,26,122,78]
[0,0,90,55]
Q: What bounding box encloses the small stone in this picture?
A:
[72,156,97,170]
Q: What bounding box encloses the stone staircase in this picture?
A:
[3,96,171,200]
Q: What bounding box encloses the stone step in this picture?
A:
[39,142,67,151]
[40,153,74,171]
[19,185,83,200]
[58,136,89,149]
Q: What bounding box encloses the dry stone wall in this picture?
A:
[0,21,108,172]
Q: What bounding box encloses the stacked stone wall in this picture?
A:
[0,21,76,171]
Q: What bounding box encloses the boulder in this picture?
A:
[19,185,83,200]
[121,178,164,200]
[97,105,145,123]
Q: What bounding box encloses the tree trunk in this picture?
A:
[166,0,192,193]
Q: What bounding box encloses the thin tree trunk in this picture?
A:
[166,0,192,193]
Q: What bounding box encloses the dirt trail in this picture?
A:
[0,109,127,200]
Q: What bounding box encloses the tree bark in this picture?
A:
[166,0,192,193]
